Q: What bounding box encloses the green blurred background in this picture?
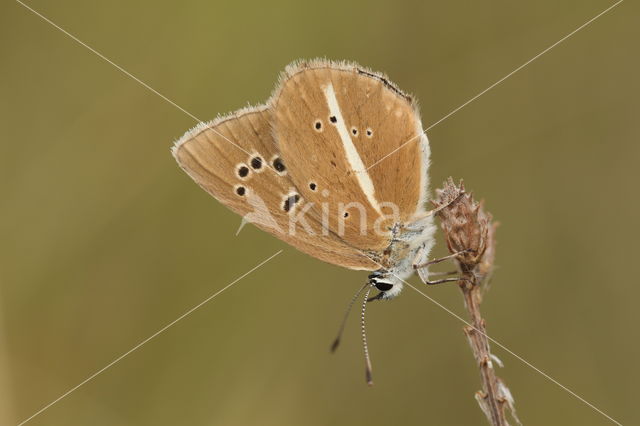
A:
[1,0,638,425]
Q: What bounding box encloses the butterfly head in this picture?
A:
[368,271,404,300]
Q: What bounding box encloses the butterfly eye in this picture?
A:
[374,282,393,292]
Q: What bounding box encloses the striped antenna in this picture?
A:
[361,286,374,386]
[331,283,369,352]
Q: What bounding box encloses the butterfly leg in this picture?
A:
[428,270,458,277]
[413,249,473,286]
[420,264,472,286]
[412,249,472,270]
[425,277,466,286]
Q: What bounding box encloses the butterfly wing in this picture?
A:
[271,60,430,253]
[172,105,378,270]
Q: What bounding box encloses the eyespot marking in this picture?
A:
[309,182,317,191]
[250,156,263,170]
[237,164,250,179]
[351,127,358,136]
[366,128,373,137]
[235,186,246,196]
[272,156,286,174]
[343,211,349,218]
[314,120,323,131]
[329,116,337,124]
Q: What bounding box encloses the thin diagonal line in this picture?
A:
[17,250,283,426]
[402,279,623,425]
[15,0,251,156]
[366,0,624,172]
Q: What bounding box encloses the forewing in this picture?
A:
[172,105,377,270]
[271,60,430,252]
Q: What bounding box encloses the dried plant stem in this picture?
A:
[433,178,518,426]
[461,276,509,426]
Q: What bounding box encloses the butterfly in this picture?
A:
[172,59,455,384]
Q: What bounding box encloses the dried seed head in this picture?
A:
[432,178,496,278]
[434,179,516,425]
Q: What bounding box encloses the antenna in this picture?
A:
[361,286,374,386]
[330,283,368,352]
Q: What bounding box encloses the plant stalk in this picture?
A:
[433,178,519,425]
